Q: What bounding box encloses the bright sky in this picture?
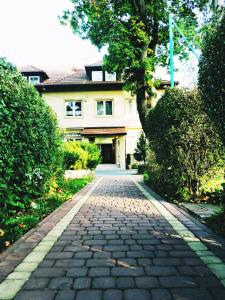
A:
[0,0,105,69]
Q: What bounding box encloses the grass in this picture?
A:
[0,176,92,253]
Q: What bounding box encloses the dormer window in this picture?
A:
[92,71,103,81]
[29,76,40,85]
[105,72,116,81]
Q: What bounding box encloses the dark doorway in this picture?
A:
[100,144,115,163]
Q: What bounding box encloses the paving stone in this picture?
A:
[55,290,76,300]
[76,290,102,300]
[66,267,88,277]
[92,277,116,288]
[117,277,135,288]
[117,258,137,267]
[159,276,197,288]
[153,258,182,266]
[127,251,154,258]
[196,275,222,287]
[73,277,91,289]
[23,278,49,290]
[89,267,110,277]
[112,251,126,258]
[104,245,129,251]
[55,259,85,267]
[152,289,172,300]
[48,277,73,290]
[32,268,65,277]
[145,266,178,276]
[135,277,159,288]
[171,288,213,300]
[103,289,123,300]
[94,251,111,259]
[46,252,73,259]
[112,267,144,276]
[124,289,151,300]
[74,252,93,259]
[86,258,116,267]
[15,290,56,300]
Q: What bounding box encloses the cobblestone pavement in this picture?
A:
[1,175,225,300]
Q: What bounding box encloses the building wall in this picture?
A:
[43,90,142,129]
[42,89,164,169]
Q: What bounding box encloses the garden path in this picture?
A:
[0,175,225,299]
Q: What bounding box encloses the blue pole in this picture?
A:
[169,14,174,88]
[173,22,199,61]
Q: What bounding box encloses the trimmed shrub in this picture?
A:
[146,88,224,200]
[63,141,100,170]
[198,12,225,143]
[133,131,147,163]
[0,58,62,212]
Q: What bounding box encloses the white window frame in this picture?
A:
[96,100,113,117]
[28,76,40,84]
[65,100,82,118]
[92,71,103,81]
[105,71,116,81]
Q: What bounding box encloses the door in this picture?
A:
[100,144,115,163]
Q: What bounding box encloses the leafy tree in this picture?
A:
[146,88,224,199]
[134,131,147,163]
[0,58,62,212]
[198,10,225,143]
[61,0,211,131]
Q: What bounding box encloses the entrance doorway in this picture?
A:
[100,143,115,163]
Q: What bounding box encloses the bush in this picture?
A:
[63,141,100,170]
[146,88,224,200]
[0,58,62,213]
[81,142,101,169]
[198,12,225,144]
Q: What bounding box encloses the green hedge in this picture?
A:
[198,12,225,144]
[146,88,224,200]
[63,141,101,170]
[0,58,62,213]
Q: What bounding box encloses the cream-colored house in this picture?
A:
[20,62,170,169]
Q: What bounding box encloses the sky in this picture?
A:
[0,0,105,68]
[0,0,199,86]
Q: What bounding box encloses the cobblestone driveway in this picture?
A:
[1,176,225,300]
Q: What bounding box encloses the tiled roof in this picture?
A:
[19,65,45,73]
[44,69,88,84]
[85,60,103,67]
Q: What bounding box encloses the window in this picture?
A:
[97,100,112,116]
[92,71,103,81]
[65,101,82,117]
[29,76,40,84]
[105,72,116,81]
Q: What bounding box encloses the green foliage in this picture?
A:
[0,58,62,213]
[146,88,224,200]
[63,141,101,170]
[0,176,92,252]
[134,131,147,163]
[81,142,101,169]
[198,11,225,144]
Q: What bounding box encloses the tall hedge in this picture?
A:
[0,59,61,211]
[146,88,224,199]
[198,12,225,143]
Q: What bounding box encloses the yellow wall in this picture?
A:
[43,90,142,130]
